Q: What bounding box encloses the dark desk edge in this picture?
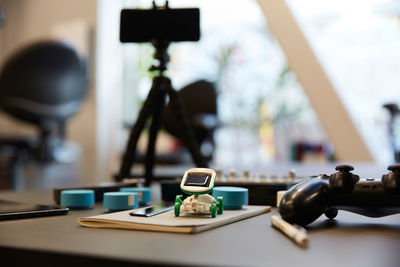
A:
[1,246,213,267]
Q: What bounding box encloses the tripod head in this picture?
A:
[149,39,170,76]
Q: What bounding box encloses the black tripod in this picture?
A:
[116,40,208,185]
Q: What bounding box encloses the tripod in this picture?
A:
[116,40,208,185]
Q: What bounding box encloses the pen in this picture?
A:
[270,214,308,248]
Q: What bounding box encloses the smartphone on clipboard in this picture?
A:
[0,199,69,220]
[129,203,173,217]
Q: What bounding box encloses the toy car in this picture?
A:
[174,168,223,218]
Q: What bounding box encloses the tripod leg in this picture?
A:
[117,82,160,180]
[165,79,208,167]
[144,80,167,186]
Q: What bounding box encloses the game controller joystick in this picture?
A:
[279,165,400,226]
[329,165,359,193]
[382,165,400,193]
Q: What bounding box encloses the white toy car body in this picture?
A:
[181,194,216,214]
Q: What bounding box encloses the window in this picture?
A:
[286,0,400,163]
[119,0,329,168]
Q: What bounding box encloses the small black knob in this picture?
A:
[324,207,338,220]
[335,165,354,172]
[383,103,400,115]
[388,164,400,173]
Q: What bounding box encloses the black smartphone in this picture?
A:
[120,8,200,43]
[0,199,69,220]
[129,203,173,217]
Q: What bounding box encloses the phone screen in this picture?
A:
[0,199,69,220]
[129,203,173,217]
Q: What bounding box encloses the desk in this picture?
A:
[0,190,399,267]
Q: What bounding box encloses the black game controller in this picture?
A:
[279,164,400,226]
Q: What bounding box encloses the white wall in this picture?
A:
[95,0,125,183]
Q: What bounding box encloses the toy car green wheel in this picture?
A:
[210,203,217,218]
[174,202,181,217]
[217,196,224,214]
[175,195,182,204]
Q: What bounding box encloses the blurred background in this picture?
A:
[1,0,400,190]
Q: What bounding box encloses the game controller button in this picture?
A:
[388,164,400,172]
[335,165,354,172]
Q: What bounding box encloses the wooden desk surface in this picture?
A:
[0,190,399,267]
